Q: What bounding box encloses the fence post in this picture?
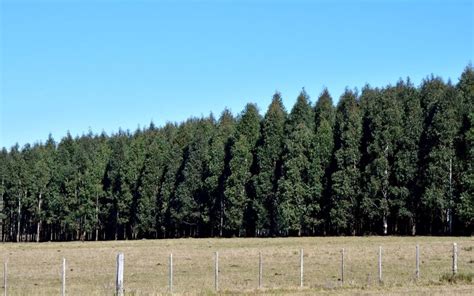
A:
[341,248,345,285]
[415,245,420,280]
[61,258,66,296]
[214,252,219,291]
[378,246,382,284]
[3,261,7,296]
[452,243,458,275]
[300,249,304,288]
[258,252,263,289]
[115,253,124,296]
[169,253,173,293]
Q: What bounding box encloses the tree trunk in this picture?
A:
[95,192,99,241]
[36,192,42,242]
[448,157,453,235]
[16,194,21,242]
[115,211,119,240]
[0,178,4,242]
[411,219,416,236]
[219,197,224,237]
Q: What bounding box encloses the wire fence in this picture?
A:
[2,239,473,295]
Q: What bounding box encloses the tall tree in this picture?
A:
[277,90,314,235]
[313,89,336,234]
[135,130,166,238]
[6,144,31,242]
[104,131,134,240]
[127,130,148,239]
[171,118,214,237]
[456,65,474,233]
[329,90,362,235]
[255,93,287,235]
[159,122,189,237]
[205,109,236,236]
[359,86,402,235]
[458,112,474,232]
[31,137,55,241]
[224,104,260,236]
[391,80,423,235]
[419,78,461,234]
[0,149,6,241]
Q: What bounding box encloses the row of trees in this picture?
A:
[0,66,473,241]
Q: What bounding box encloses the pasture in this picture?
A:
[1,236,473,295]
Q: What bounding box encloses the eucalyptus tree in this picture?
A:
[277,90,315,235]
[223,104,261,236]
[458,112,474,232]
[456,65,474,233]
[419,78,461,234]
[0,149,6,241]
[390,80,423,235]
[6,144,32,241]
[135,129,167,238]
[206,109,236,236]
[159,121,190,237]
[31,136,55,241]
[360,86,402,235]
[255,93,287,235]
[171,117,214,237]
[313,89,336,234]
[103,131,133,240]
[330,90,362,235]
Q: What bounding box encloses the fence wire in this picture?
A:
[1,238,473,295]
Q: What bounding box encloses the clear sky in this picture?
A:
[1,0,472,149]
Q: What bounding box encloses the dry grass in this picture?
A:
[0,236,473,295]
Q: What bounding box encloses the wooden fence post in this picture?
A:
[115,253,124,296]
[214,252,219,291]
[300,249,304,288]
[378,246,382,284]
[3,261,7,296]
[169,253,173,293]
[258,252,263,289]
[61,258,66,296]
[415,245,420,280]
[452,243,458,275]
[341,248,345,285]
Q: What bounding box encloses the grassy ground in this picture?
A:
[0,236,473,295]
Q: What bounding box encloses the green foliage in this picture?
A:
[360,86,403,234]
[171,118,215,236]
[312,89,336,234]
[255,93,287,235]
[0,66,472,241]
[391,80,423,235]
[278,90,315,235]
[224,104,260,236]
[205,109,236,236]
[456,66,474,232]
[419,78,462,234]
[330,90,362,235]
[458,112,474,230]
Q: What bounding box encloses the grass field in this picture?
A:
[0,236,473,295]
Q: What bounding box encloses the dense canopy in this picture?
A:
[1,66,473,241]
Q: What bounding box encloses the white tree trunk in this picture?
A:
[36,192,42,242]
[16,194,22,242]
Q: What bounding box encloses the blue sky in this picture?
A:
[1,0,472,149]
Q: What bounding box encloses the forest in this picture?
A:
[0,66,473,242]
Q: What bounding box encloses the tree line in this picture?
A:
[0,66,473,242]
